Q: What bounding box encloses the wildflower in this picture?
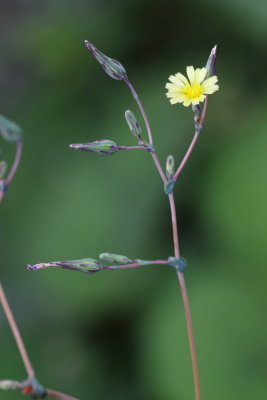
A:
[165,66,219,107]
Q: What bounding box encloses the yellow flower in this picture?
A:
[165,66,219,107]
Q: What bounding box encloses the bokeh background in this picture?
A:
[1,0,267,399]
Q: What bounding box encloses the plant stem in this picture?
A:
[6,139,23,185]
[0,282,35,379]
[173,131,199,181]
[125,79,167,184]
[103,259,169,270]
[168,194,201,400]
[125,79,202,400]
[117,145,152,152]
[46,389,79,400]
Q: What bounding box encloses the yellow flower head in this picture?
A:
[165,66,219,107]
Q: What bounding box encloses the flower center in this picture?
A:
[183,83,203,99]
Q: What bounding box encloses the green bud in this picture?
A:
[69,140,118,155]
[28,258,101,273]
[0,380,23,390]
[205,45,217,78]
[125,110,142,137]
[85,40,127,80]
[0,160,7,178]
[57,258,101,273]
[99,253,133,264]
[166,155,175,180]
[0,115,23,142]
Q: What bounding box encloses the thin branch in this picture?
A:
[46,388,79,400]
[173,131,199,181]
[125,79,167,185]
[124,78,202,399]
[6,139,23,185]
[168,194,201,400]
[117,145,153,152]
[0,281,35,379]
[102,259,169,270]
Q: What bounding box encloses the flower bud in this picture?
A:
[69,140,118,155]
[0,160,7,178]
[0,115,23,142]
[205,45,217,78]
[84,40,127,80]
[0,380,23,390]
[28,258,101,273]
[99,252,133,264]
[125,110,142,137]
[166,155,175,180]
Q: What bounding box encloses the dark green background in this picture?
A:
[1,0,267,399]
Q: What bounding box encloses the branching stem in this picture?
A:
[125,79,202,400]
[125,79,167,184]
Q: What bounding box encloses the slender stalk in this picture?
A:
[0,282,35,379]
[103,259,169,270]
[0,139,23,203]
[46,389,79,400]
[168,194,201,400]
[117,145,152,152]
[173,131,199,181]
[125,79,167,184]
[125,78,202,400]
[6,139,23,185]
[0,282,79,399]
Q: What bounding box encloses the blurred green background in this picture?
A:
[1,0,267,399]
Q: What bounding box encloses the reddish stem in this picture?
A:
[6,139,23,185]
[125,77,203,400]
[173,131,199,181]
[0,282,35,379]
[125,79,167,184]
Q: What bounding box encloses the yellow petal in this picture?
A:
[203,84,219,94]
[165,83,176,89]
[175,72,189,86]
[183,99,192,107]
[202,76,218,89]
[166,92,176,98]
[195,68,207,84]
[186,66,195,84]
[170,97,184,104]
[168,75,179,84]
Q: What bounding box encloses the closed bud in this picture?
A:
[166,155,175,180]
[0,380,23,390]
[0,115,23,142]
[99,252,133,264]
[28,258,101,273]
[205,45,217,78]
[0,160,7,178]
[70,140,118,155]
[56,258,101,273]
[125,110,142,137]
[84,40,127,80]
